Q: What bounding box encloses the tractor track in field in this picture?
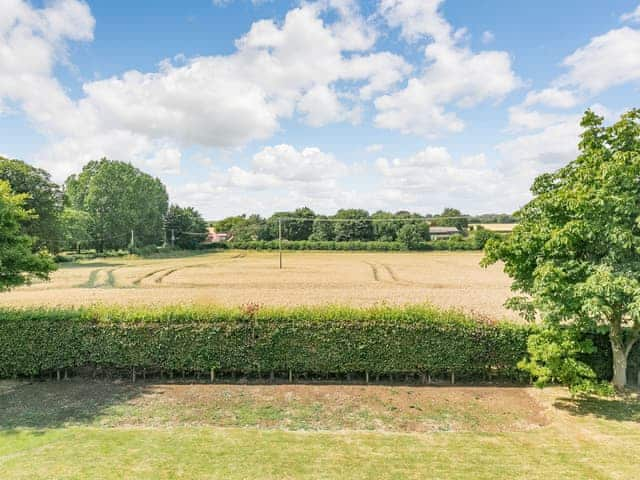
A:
[364,262,380,281]
[154,263,211,284]
[380,263,400,282]
[364,261,405,284]
[133,268,170,286]
[77,267,123,288]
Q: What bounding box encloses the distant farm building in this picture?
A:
[429,226,460,239]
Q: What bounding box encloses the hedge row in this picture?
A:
[1,304,633,382]
[228,240,479,251]
[0,305,529,380]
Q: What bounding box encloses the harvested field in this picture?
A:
[0,250,517,320]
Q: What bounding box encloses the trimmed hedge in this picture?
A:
[0,305,529,381]
[228,240,478,251]
[1,305,634,383]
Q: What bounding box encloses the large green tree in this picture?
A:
[164,204,208,249]
[65,159,168,251]
[0,181,55,290]
[215,214,270,241]
[268,207,316,240]
[483,109,640,389]
[397,222,430,249]
[307,215,333,241]
[60,208,93,252]
[333,209,373,241]
[0,157,63,251]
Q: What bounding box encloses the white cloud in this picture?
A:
[497,115,581,169]
[366,143,384,152]
[171,144,357,217]
[558,27,640,94]
[1,1,411,180]
[374,0,520,137]
[481,30,495,44]
[297,85,348,127]
[621,5,640,23]
[523,87,580,109]
[506,106,571,132]
[238,144,348,184]
[374,147,517,210]
[379,0,453,43]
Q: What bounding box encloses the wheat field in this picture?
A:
[0,250,517,320]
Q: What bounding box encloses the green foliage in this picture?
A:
[309,215,334,240]
[0,304,531,380]
[470,227,500,249]
[269,207,315,240]
[518,328,614,395]
[65,159,169,251]
[432,208,468,233]
[214,214,271,241]
[228,239,479,251]
[397,223,430,249]
[0,157,64,252]
[333,209,373,241]
[483,109,640,388]
[164,204,208,249]
[0,181,56,290]
[60,208,93,252]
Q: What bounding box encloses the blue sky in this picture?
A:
[1,0,640,219]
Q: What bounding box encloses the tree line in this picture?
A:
[0,157,209,256]
[212,207,509,246]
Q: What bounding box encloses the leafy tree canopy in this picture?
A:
[432,207,468,232]
[0,157,63,252]
[397,222,430,249]
[165,204,208,249]
[65,159,168,250]
[333,209,373,241]
[0,181,56,290]
[483,109,640,390]
[60,208,93,252]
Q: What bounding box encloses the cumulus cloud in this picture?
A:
[481,30,495,44]
[374,0,521,137]
[1,1,411,180]
[497,115,581,171]
[522,88,580,109]
[366,143,384,152]
[557,27,640,94]
[171,144,358,217]
[621,4,640,23]
[374,146,524,211]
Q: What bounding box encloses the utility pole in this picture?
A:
[130,229,135,250]
[278,217,282,269]
[171,228,175,248]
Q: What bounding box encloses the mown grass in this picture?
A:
[0,381,638,479]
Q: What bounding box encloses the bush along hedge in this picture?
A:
[0,304,631,383]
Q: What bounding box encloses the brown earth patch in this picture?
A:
[113,384,549,433]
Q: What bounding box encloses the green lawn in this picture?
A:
[0,381,638,479]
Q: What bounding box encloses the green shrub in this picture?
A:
[2,304,629,382]
[0,304,530,380]
[228,240,479,251]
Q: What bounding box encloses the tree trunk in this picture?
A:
[611,339,628,389]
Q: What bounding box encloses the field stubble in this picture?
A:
[0,250,517,320]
